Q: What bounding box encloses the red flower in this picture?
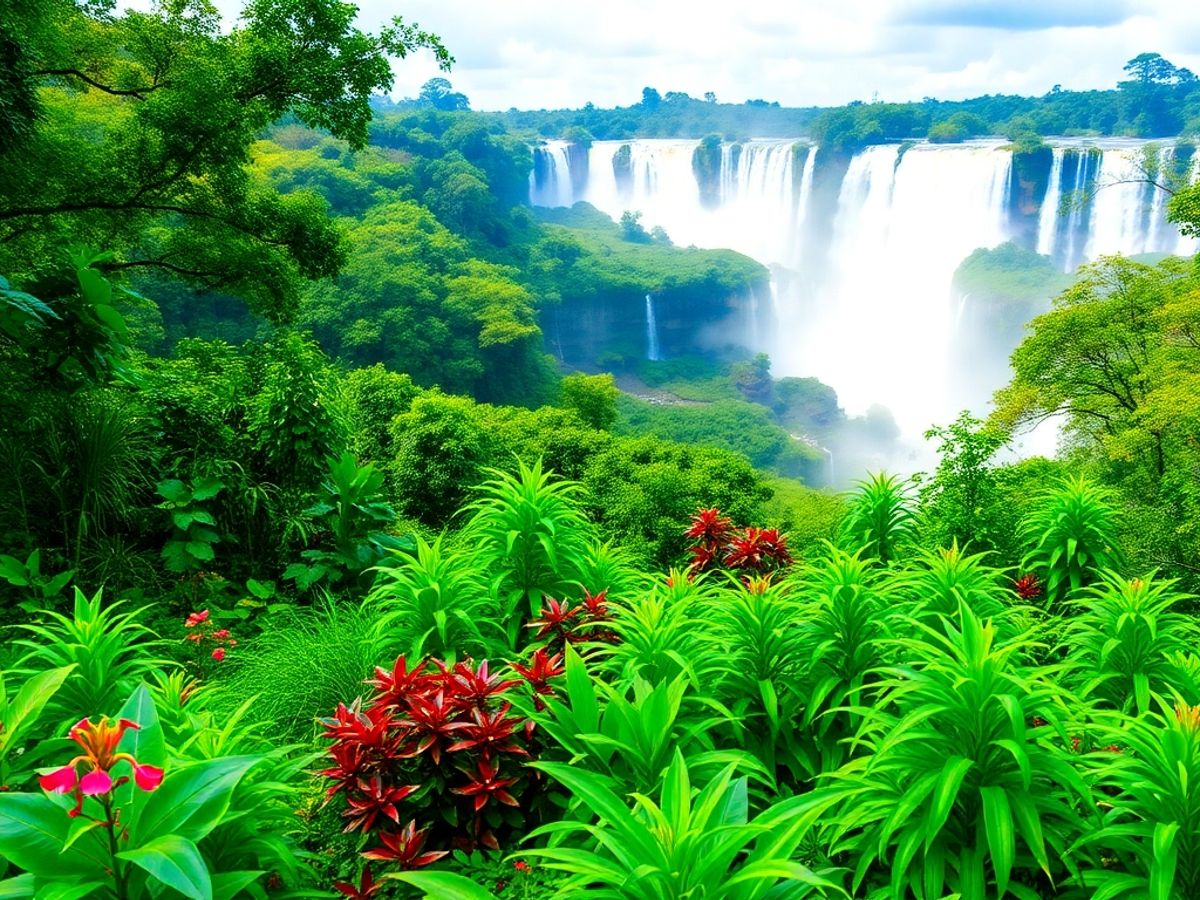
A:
[724,527,793,572]
[580,588,609,619]
[342,775,420,833]
[334,867,382,900]
[447,703,529,759]
[1012,573,1042,600]
[368,656,434,709]
[446,660,520,709]
[685,508,732,545]
[512,649,565,696]
[185,609,210,628]
[400,691,467,765]
[451,757,519,812]
[513,860,531,873]
[527,597,581,640]
[361,820,447,868]
[211,647,226,661]
[212,629,230,639]
[38,716,164,817]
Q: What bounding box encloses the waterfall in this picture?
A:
[645,294,662,361]
[529,140,574,208]
[1036,148,1065,256]
[529,137,1198,439]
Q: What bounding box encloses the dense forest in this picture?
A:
[3,1,1200,899]
[475,52,1200,147]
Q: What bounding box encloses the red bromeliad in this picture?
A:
[724,527,793,572]
[684,507,793,576]
[446,660,521,709]
[526,596,581,641]
[361,820,447,868]
[342,776,421,833]
[512,649,565,696]
[39,717,164,817]
[451,757,519,812]
[448,704,529,759]
[1012,573,1042,600]
[333,866,382,900]
[686,507,733,545]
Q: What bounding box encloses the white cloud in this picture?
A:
[206,0,1200,110]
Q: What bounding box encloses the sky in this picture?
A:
[224,0,1200,111]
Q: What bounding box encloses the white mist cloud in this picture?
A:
[203,0,1200,111]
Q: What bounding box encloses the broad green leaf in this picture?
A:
[32,881,106,900]
[115,685,166,768]
[382,871,498,899]
[563,645,599,734]
[2,666,75,752]
[211,872,264,900]
[119,834,211,900]
[0,794,106,877]
[132,756,259,844]
[924,755,973,851]
[0,875,34,900]
[980,786,1015,897]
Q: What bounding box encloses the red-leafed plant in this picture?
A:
[685,508,793,577]
[526,588,617,652]
[320,651,565,885]
[1012,572,1042,600]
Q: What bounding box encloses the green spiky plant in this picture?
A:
[368,534,501,659]
[17,587,164,719]
[792,544,893,778]
[1072,698,1200,900]
[464,459,592,643]
[838,473,917,566]
[526,749,846,898]
[891,543,1012,632]
[602,570,716,686]
[1063,570,1198,715]
[1019,475,1123,611]
[819,602,1095,899]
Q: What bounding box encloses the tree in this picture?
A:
[0,0,451,321]
[560,373,618,431]
[418,77,470,111]
[704,91,717,104]
[640,87,662,109]
[619,210,651,243]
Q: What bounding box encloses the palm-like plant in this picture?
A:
[819,603,1093,899]
[1063,570,1197,715]
[527,749,846,899]
[1072,699,1200,900]
[838,473,916,565]
[369,534,501,659]
[464,459,592,629]
[891,543,1012,633]
[17,587,164,719]
[603,571,715,686]
[703,575,807,785]
[1019,475,1122,610]
[788,545,893,779]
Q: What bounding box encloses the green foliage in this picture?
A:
[919,413,1013,555]
[560,373,618,431]
[820,604,1090,898]
[528,749,844,898]
[158,476,225,574]
[1073,698,1200,900]
[1063,571,1198,714]
[283,452,402,590]
[838,473,917,565]
[1019,475,1123,610]
[0,0,450,319]
[213,600,383,740]
[369,535,499,659]
[465,460,591,638]
[0,548,73,614]
[17,588,163,718]
[0,664,75,788]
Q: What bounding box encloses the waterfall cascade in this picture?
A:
[530,137,1199,436]
[644,294,661,362]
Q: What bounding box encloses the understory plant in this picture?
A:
[838,473,917,566]
[819,603,1094,899]
[526,749,846,898]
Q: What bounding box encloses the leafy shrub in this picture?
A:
[1019,475,1123,610]
[838,473,916,565]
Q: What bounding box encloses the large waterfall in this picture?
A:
[530,137,1198,438]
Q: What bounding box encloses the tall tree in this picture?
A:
[0,0,451,321]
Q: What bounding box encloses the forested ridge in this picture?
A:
[3,2,1200,899]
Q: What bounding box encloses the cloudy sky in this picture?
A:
[209,0,1200,111]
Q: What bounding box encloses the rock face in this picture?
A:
[1008,143,1054,249]
[542,279,773,367]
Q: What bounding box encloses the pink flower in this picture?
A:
[185,609,210,628]
[38,716,164,816]
[211,647,226,661]
[213,629,230,639]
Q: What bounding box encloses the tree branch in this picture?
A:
[33,69,169,100]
